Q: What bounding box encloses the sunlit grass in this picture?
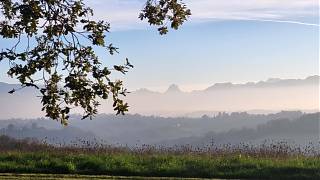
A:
[0,136,319,179]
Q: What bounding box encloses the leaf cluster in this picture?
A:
[0,0,190,125]
[140,0,191,35]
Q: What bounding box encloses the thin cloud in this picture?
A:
[84,0,319,29]
[202,17,320,27]
[242,19,320,27]
[1,1,318,29]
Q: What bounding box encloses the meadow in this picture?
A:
[0,136,319,179]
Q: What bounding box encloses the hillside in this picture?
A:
[0,111,317,147]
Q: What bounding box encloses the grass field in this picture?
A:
[0,173,211,180]
[0,136,319,179]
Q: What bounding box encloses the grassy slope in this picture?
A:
[0,151,319,180]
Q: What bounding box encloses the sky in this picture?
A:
[0,0,319,92]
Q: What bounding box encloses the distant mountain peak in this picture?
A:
[305,75,319,81]
[136,88,152,92]
[205,75,318,91]
[166,84,182,93]
[266,78,282,83]
[133,88,159,95]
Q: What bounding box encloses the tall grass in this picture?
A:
[0,135,319,179]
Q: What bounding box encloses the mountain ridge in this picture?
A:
[0,75,318,119]
[1,75,318,94]
[132,75,319,94]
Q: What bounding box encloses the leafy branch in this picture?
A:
[0,0,190,125]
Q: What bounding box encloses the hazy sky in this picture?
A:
[0,0,319,91]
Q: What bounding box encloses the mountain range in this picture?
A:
[0,75,318,119]
[127,75,319,116]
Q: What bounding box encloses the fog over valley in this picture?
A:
[0,76,319,147]
[0,111,318,147]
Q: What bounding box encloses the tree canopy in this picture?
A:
[0,0,191,125]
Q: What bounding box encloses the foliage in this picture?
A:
[140,0,191,35]
[0,0,191,125]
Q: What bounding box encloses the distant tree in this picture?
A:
[7,124,15,131]
[0,0,191,125]
[31,122,38,129]
[201,114,210,119]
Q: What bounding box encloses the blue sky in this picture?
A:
[0,0,319,91]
